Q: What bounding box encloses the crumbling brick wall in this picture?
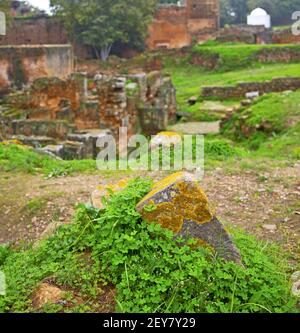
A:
[0,16,68,45]
[217,26,300,45]
[272,29,300,44]
[147,0,220,50]
[0,45,74,94]
[201,77,300,100]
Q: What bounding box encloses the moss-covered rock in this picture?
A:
[137,172,242,264]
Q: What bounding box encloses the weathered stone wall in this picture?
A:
[256,48,300,63]
[0,16,68,45]
[97,71,177,137]
[271,29,300,44]
[1,7,220,56]
[217,25,270,44]
[217,26,300,45]
[201,77,300,100]
[147,0,219,50]
[0,45,74,94]
[191,47,300,70]
[2,71,177,139]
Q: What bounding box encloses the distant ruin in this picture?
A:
[0,1,220,54]
[0,71,177,159]
[147,0,220,49]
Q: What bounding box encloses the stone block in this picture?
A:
[137,172,242,264]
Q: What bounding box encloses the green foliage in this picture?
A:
[0,179,296,313]
[0,246,11,266]
[164,50,300,116]
[222,91,300,157]
[205,138,241,160]
[0,144,97,175]
[50,0,157,60]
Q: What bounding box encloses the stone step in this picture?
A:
[38,141,87,161]
[168,121,221,135]
[8,135,56,148]
[12,120,74,140]
[67,129,111,143]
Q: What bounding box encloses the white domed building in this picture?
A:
[247,8,271,29]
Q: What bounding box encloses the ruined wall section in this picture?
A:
[0,45,74,94]
[147,0,220,50]
[147,6,190,50]
[0,16,68,45]
[217,26,300,45]
[2,71,177,139]
[201,77,300,100]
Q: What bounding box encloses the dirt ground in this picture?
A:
[0,162,299,262]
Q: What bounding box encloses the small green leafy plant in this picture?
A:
[0,178,297,313]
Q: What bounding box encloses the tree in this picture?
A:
[50,0,157,61]
[50,0,83,46]
[220,0,248,26]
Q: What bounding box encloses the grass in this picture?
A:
[192,42,300,71]
[0,143,98,176]
[163,42,300,115]
[222,91,300,158]
[165,62,300,114]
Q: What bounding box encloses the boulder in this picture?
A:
[136,172,242,264]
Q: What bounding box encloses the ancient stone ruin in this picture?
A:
[0,71,177,160]
[0,45,74,95]
[0,1,220,55]
[148,0,220,50]
[201,77,300,100]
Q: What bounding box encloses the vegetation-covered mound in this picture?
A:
[0,178,297,313]
[222,91,300,159]
[191,42,300,72]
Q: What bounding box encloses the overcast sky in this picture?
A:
[27,0,51,13]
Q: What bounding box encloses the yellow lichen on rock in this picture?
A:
[137,172,242,264]
[156,131,182,138]
[138,172,184,205]
[137,172,215,233]
[0,139,24,146]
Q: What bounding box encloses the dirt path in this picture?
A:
[0,163,299,261]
